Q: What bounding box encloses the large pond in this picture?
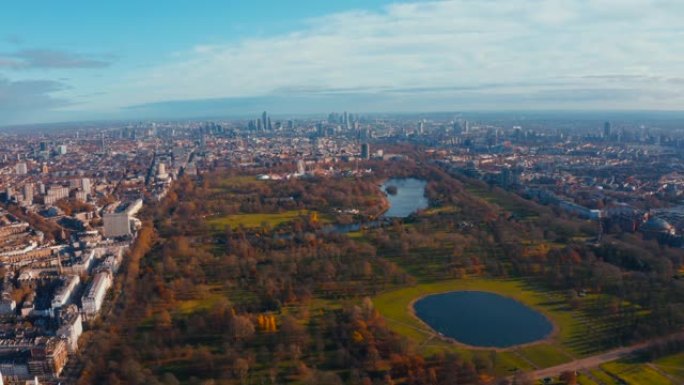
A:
[382,178,428,218]
[413,291,553,348]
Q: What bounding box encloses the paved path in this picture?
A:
[519,332,684,380]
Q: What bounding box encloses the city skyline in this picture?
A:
[2,0,684,125]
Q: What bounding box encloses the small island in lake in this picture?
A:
[385,185,398,195]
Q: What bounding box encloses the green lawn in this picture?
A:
[373,278,582,372]
[207,210,318,230]
[517,344,574,368]
[465,185,541,219]
[654,352,684,381]
[589,368,621,385]
[577,373,601,385]
[216,174,264,187]
[176,293,225,315]
[601,361,676,385]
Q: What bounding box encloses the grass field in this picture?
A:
[465,185,541,219]
[373,278,586,374]
[589,368,621,385]
[601,361,677,385]
[207,210,319,230]
[215,175,264,187]
[654,352,684,381]
[176,293,225,315]
[518,344,575,368]
[577,373,601,385]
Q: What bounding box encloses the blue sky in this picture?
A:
[1,0,683,125]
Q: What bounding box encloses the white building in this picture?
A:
[61,249,95,275]
[81,178,91,195]
[50,275,80,312]
[15,163,27,175]
[81,271,112,316]
[103,199,143,238]
[157,163,168,179]
[22,184,33,204]
[46,185,69,201]
[102,253,122,273]
[56,305,82,353]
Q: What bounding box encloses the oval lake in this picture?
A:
[413,291,553,348]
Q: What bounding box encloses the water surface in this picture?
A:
[413,291,553,348]
[382,178,428,218]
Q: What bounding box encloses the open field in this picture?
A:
[215,174,264,187]
[465,184,541,219]
[207,210,319,230]
[654,352,684,380]
[577,373,601,385]
[588,368,621,385]
[601,360,677,385]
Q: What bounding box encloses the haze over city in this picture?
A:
[2,0,684,125]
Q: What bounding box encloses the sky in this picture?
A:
[1,0,683,125]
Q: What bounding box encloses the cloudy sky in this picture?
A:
[1,0,683,125]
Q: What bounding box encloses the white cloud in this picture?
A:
[83,0,684,112]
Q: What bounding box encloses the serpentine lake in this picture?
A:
[413,291,553,348]
[323,178,428,234]
[381,178,428,218]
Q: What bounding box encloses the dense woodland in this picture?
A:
[76,157,684,385]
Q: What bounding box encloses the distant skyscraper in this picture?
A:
[262,111,268,131]
[513,126,522,141]
[81,178,91,195]
[296,159,305,175]
[361,143,370,159]
[23,184,33,204]
[604,121,612,139]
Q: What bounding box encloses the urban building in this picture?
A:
[81,271,112,316]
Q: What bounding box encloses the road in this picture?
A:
[521,332,684,380]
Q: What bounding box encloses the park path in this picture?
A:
[521,332,684,380]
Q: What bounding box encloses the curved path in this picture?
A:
[521,332,684,380]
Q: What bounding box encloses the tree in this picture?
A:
[230,315,255,341]
[233,358,250,383]
[161,373,181,385]
[559,370,577,385]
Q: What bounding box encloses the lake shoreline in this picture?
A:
[407,288,560,352]
[380,178,428,218]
